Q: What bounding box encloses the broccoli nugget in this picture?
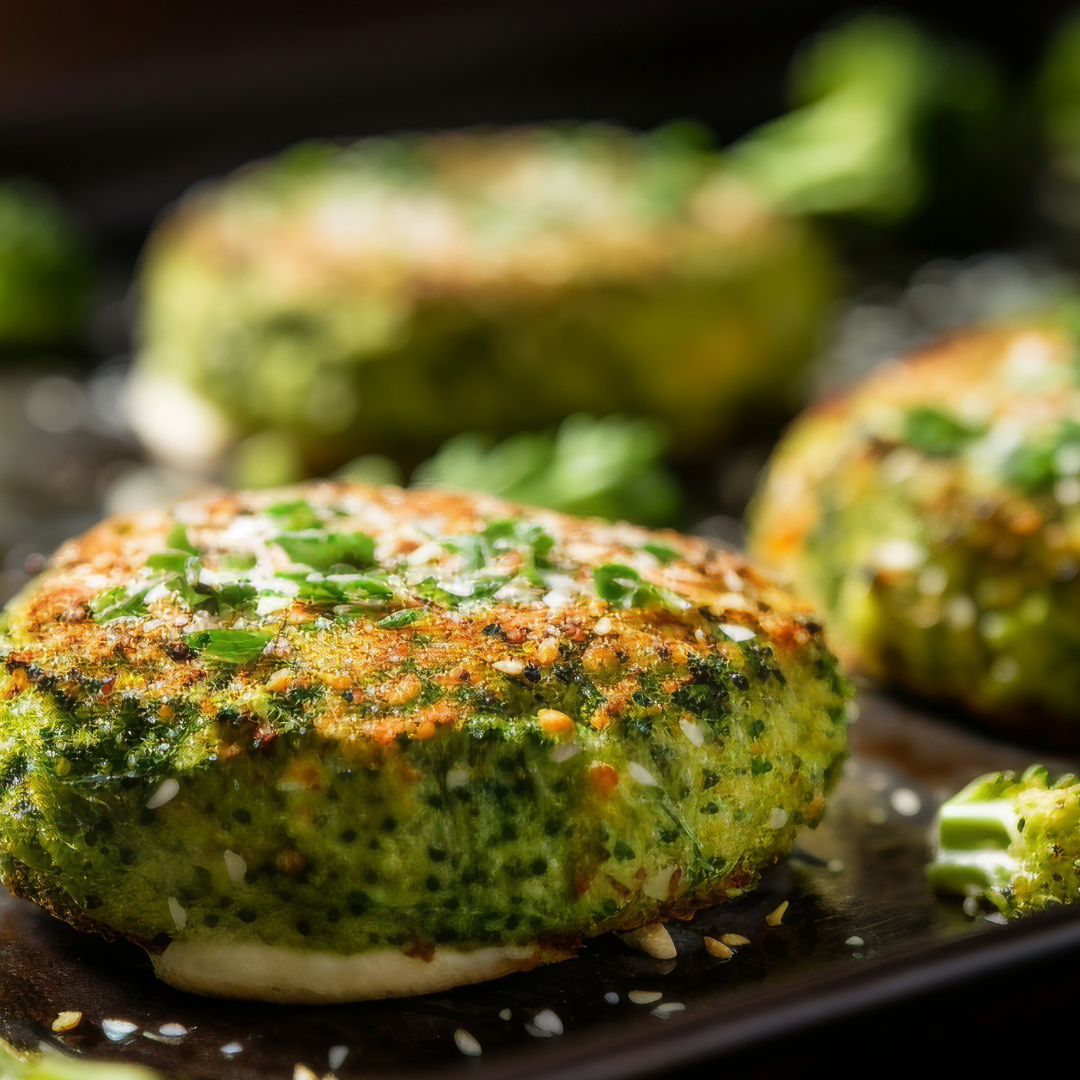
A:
[749,323,1080,738]
[130,125,834,475]
[0,483,848,1001]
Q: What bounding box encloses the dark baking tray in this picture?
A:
[2,688,1076,1079]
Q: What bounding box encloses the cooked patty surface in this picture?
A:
[0,483,847,997]
[132,125,834,471]
[749,323,1080,738]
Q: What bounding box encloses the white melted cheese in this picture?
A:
[152,939,558,1002]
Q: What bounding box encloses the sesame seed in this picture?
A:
[889,788,921,817]
[846,936,864,947]
[604,992,619,1004]
[101,1019,138,1042]
[765,901,789,927]
[294,1065,319,1080]
[703,937,732,960]
[51,1012,82,1033]
[492,659,524,675]
[159,1023,188,1038]
[643,866,676,901]
[767,808,788,830]
[454,1029,482,1057]
[984,912,1008,926]
[167,897,187,931]
[593,617,613,635]
[627,763,660,787]
[679,718,704,748]
[224,850,247,885]
[536,637,559,664]
[499,1009,512,1021]
[651,1002,685,1019]
[963,897,980,917]
[618,923,676,959]
[328,1046,349,1070]
[627,990,663,1005]
[526,1009,563,1037]
[549,741,580,763]
[718,623,755,642]
[146,779,179,810]
[221,1043,243,1056]
[720,933,750,947]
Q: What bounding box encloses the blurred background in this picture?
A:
[3,0,1080,602]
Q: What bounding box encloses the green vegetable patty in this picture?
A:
[131,125,834,475]
[0,483,847,1000]
[749,323,1080,740]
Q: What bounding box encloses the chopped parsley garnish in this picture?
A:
[1001,420,1080,494]
[185,629,272,665]
[642,542,681,565]
[263,500,326,532]
[89,586,151,622]
[593,563,688,612]
[272,531,377,573]
[378,610,424,629]
[901,407,984,458]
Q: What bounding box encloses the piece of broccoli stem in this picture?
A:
[928,765,1080,917]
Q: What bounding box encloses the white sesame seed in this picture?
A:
[223,850,247,885]
[221,1043,243,1056]
[628,990,663,1005]
[593,617,613,636]
[719,623,755,642]
[984,912,1008,926]
[651,1002,685,1019]
[167,897,187,931]
[632,922,676,958]
[294,1065,319,1080]
[146,779,179,810]
[101,1019,138,1042]
[159,1024,187,1038]
[492,659,524,675]
[889,788,922,817]
[768,808,788,830]
[604,992,619,1005]
[963,897,980,917]
[454,1029,482,1057]
[627,763,659,786]
[679,718,704,748]
[845,936,864,947]
[499,1009,512,1021]
[870,539,924,572]
[446,765,470,789]
[328,1046,349,1070]
[527,1010,563,1037]
[549,742,580,763]
[643,866,676,900]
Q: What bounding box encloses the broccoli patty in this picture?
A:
[749,323,1080,739]
[0,483,848,1001]
[130,125,834,475]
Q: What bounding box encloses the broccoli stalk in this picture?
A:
[929,766,1080,917]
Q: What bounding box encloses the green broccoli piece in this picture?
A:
[929,765,1080,917]
[728,13,1005,224]
[409,413,683,526]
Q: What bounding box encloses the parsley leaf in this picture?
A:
[89,586,151,622]
[901,407,984,457]
[377,610,424,629]
[185,629,272,665]
[593,563,688,612]
[273,531,377,572]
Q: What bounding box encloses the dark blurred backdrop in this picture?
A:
[3,0,1076,253]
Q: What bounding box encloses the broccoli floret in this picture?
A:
[929,765,1080,916]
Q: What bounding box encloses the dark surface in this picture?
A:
[2,688,1075,1079]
